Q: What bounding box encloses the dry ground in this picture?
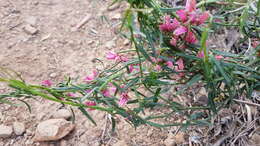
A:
[0,0,259,146]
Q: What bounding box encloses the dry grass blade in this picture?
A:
[233,99,260,107]
[0,66,23,81]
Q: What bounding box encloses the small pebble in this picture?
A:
[25,16,37,26]
[105,40,116,49]
[107,3,120,11]
[111,13,121,20]
[0,125,13,138]
[13,122,25,136]
[34,119,75,142]
[49,72,57,78]
[123,39,130,46]
[53,109,72,120]
[23,25,38,35]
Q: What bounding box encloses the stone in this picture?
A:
[53,109,72,120]
[26,129,33,136]
[198,87,207,96]
[13,122,25,135]
[34,119,75,142]
[49,72,58,78]
[123,39,130,46]
[60,140,67,146]
[23,25,38,35]
[107,3,120,11]
[105,40,116,49]
[0,125,13,138]
[111,13,121,20]
[0,112,3,121]
[25,16,37,26]
[164,132,186,146]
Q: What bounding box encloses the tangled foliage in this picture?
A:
[0,0,259,129]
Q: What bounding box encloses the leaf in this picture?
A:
[177,74,203,94]
[70,107,76,124]
[18,99,32,113]
[212,57,231,85]
[78,107,97,126]
[111,117,116,132]
[240,6,249,35]
[136,43,152,62]
[211,50,240,57]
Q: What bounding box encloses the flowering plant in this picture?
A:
[0,0,259,129]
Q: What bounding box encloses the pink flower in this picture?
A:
[159,16,180,32]
[252,40,259,48]
[185,0,197,12]
[85,101,96,110]
[166,61,174,68]
[176,10,188,22]
[215,55,224,60]
[151,57,157,63]
[42,80,52,87]
[129,64,134,73]
[110,86,117,94]
[185,30,197,44]
[175,58,185,77]
[119,56,129,62]
[106,51,119,60]
[155,64,162,71]
[107,83,117,96]
[84,70,98,82]
[191,12,210,25]
[102,89,111,97]
[119,92,129,106]
[67,93,76,97]
[170,37,177,46]
[198,12,210,25]
[174,26,187,36]
[176,58,184,70]
[129,64,140,73]
[197,51,205,58]
[85,89,92,93]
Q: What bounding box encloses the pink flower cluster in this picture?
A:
[197,51,224,60]
[252,39,259,49]
[102,84,130,107]
[151,56,185,77]
[41,80,52,87]
[159,0,209,47]
[106,51,139,73]
[85,101,97,110]
[84,70,98,83]
[106,51,128,62]
[101,83,117,97]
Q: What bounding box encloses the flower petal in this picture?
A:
[185,0,197,12]
[185,30,197,44]
[176,10,188,22]
[174,26,187,36]
[42,80,52,87]
[119,93,129,106]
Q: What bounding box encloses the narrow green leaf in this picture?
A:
[78,107,97,126]
[177,74,203,94]
[18,99,32,113]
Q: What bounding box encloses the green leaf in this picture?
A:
[212,57,231,85]
[18,99,32,113]
[111,117,116,132]
[177,74,203,94]
[78,107,97,126]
